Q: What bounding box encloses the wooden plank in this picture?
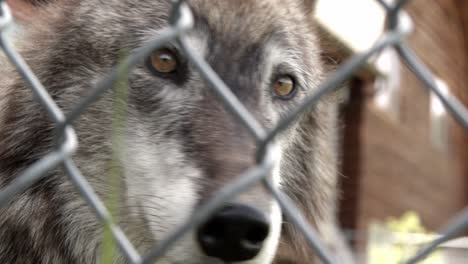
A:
[454,0,468,205]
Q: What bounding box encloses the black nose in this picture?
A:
[197,204,270,262]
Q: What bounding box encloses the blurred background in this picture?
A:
[6,0,468,263]
[314,0,468,263]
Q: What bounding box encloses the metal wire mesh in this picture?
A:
[0,0,467,263]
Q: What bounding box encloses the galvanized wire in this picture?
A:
[0,0,467,263]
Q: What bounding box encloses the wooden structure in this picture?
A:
[337,0,468,253]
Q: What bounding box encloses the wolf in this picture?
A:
[0,0,351,263]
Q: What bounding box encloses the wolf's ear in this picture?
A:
[301,0,317,13]
[7,0,56,23]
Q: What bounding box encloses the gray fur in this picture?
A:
[0,0,351,263]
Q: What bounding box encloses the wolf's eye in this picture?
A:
[150,49,178,74]
[273,75,296,99]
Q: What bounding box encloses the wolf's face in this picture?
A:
[8,0,326,263]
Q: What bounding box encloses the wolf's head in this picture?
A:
[2,0,342,263]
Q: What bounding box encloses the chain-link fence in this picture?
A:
[0,0,467,263]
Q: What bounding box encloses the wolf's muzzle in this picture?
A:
[197,203,270,262]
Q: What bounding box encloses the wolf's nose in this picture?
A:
[197,204,270,262]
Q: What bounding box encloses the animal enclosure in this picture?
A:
[0,0,467,263]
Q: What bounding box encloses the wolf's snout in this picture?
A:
[197,204,270,262]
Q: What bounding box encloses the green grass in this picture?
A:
[101,53,129,264]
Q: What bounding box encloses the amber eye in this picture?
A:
[150,48,178,74]
[273,75,296,99]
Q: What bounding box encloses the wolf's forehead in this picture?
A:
[188,0,300,45]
